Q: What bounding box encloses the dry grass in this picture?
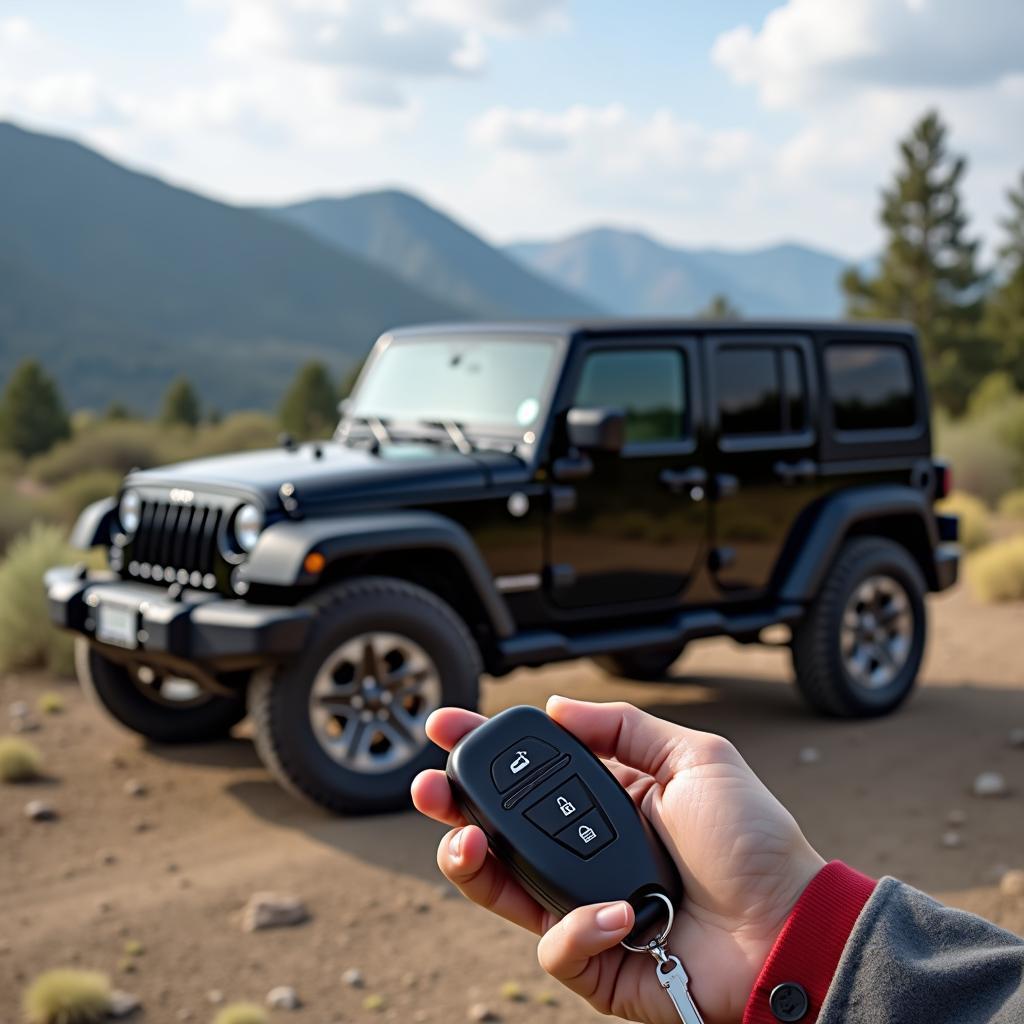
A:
[937,490,992,550]
[967,536,1024,603]
[22,969,111,1024]
[998,488,1024,521]
[212,1003,269,1024]
[0,735,42,782]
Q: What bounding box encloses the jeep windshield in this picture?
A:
[344,333,559,442]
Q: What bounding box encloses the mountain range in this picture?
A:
[0,120,855,412]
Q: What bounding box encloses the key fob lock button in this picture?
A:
[525,775,593,834]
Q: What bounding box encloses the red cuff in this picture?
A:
[742,861,876,1024]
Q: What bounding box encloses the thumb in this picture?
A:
[537,900,634,989]
[547,697,697,781]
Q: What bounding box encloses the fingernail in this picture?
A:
[596,902,629,932]
[449,828,463,859]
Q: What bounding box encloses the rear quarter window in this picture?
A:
[825,343,917,432]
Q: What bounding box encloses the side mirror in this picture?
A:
[566,407,626,454]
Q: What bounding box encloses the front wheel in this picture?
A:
[791,537,927,717]
[249,577,481,814]
[76,639,249,743]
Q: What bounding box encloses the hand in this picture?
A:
[412,698,825,1024]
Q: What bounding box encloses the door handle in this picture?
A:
[774,459,818,484]
[659,467,708,496]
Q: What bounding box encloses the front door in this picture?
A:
[547,338,708,610]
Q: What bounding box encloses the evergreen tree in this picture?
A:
[842,110,988,412]
[983,171,1024,390]
[160,376,201,427]
[279,361,338,439]
[698,294,741,320]
[0,360,71,457]
[340,356,367,399]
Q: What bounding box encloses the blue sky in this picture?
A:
[1,1,1022,257]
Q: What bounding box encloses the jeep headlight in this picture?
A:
[233,503,264,552]
[119,489,142,535]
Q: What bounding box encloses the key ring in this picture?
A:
[619,891,674,954]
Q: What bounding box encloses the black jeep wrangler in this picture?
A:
[47,320,959,813]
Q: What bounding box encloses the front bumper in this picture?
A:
[46,567,313,667]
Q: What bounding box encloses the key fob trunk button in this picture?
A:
[525,775,593,834]
[491,736,558,792]
[554,808,615,857]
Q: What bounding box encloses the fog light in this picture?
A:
[231,566,250,596]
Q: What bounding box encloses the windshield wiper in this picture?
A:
[424,419,474,455]
[337,413,392,450]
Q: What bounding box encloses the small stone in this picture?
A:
[133,819,154,833]
[797,746,821,765]
[166,862,179,873]
[24,800,57,822]
[267,986,302,1010]
[434,883,455,901]
[535,991,558,1007]
[1009,728,1024,749]
[400,972,418,989]
[999,869,1024,897]
[468,1004,500,1023]
[175,1010,193,1022]
[97,900,113,914]
[342,967,365,988]
[940,831,963,848]
[946,809,967,827]
[972,772,1010,798]
[241,892,310,932]
[100,851,119,866]
[108,753,128,769]
[12,716,40,733]
[109,990,142,1018]
[9,700,29,718]
[206,990,225,1005]
[124,779,147,798]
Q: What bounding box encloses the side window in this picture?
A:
[575,348,686,444]
[716,344,809,437]
[825,344,916,432]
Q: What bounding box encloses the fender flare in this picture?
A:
[778,485,942,602]
[245,510,515,638]
[71,497,118,550]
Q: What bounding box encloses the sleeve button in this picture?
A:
[769,982,809,1021]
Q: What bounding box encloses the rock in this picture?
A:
[468,1004,500,1022]
[940,831,963,848]
[124,779,147,798]
[342,967,365,988]
[133,819,154,833]
[205,990,225,1005]
[972,772,1010,798]
[24,800,57,822]
[12,716,40,733]
[108,753,128,769]
[100,851,119,866]
[946,809,968,827]
[241,892,310,932]
[999,869,1024,898]
[109,990,142,1018]
[797,746,821,765]
[1009,728,1024,749]
[266,986,302,1010]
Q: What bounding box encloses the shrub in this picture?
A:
[0,490,40,555]
[37,692,65,715]
[0,524,81,675]
[213,1003,269,1024]
[0,735,42,782]
[934,410,1020,505]
[936,491,992,550]
[23,969,111,1024]
[998,488,1024,521]
[36,470,122,528]
[28,421,170,486]
[187,412,279,458]
[967,536,1024,603]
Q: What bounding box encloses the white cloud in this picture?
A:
[713,0,1024,108]
[0,16,33,45]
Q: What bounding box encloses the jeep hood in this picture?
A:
[127,441,523,507]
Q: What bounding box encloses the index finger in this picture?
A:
[425,707,487,751]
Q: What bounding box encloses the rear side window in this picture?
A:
[716,345,808,436]
[825,344,916,432]
[575,348,686,443]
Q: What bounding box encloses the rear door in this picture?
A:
[546,336,709,610]
[707,333,821,600]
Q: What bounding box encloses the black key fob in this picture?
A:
[446,704,682,946]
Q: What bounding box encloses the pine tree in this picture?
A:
[842,110,989,412]
[160,376,201,427]
[983,171,1024,390]
[0,360,71,457]
[279,361,339,439]
[698,294,741,320]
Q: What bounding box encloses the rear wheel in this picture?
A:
[594,644,686,682]
[249,577,480,814]
[75,639,248,743]
[791,537,927,717]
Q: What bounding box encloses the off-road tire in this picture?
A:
[791,537,927,717]
[594,644,686,682]
[249,576,481,815]
[76,639,248,743]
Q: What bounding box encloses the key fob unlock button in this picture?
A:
[491,737,558,792]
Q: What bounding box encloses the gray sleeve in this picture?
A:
[820,877,1024,1024]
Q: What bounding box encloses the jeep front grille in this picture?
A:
[125,499,224,589]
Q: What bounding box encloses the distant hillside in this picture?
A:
[268,190,601,318]
[0,122,464,411]
[506,227,852,318]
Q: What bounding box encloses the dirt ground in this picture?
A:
[2,584,1024,1023]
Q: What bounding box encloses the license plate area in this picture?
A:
[96,604,139,649]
